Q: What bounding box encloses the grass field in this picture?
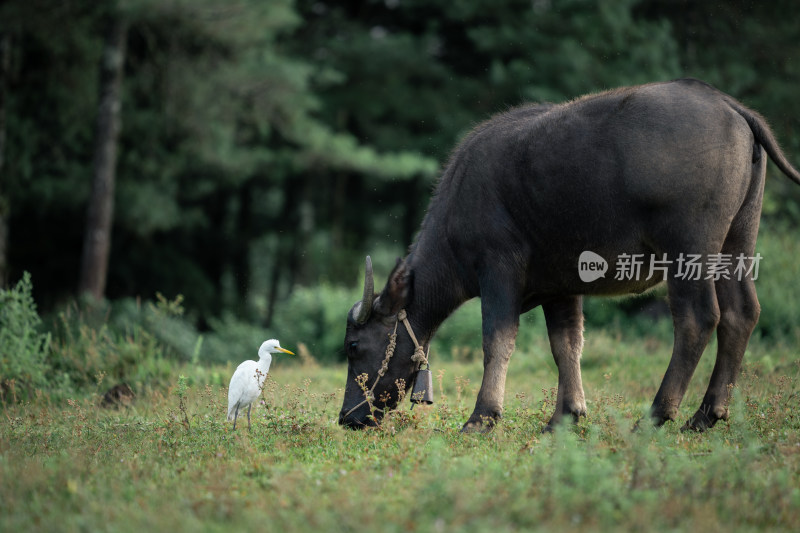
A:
[2,327,800,532]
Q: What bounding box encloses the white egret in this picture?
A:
[227,339,294,430]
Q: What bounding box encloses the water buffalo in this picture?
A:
[338,78,800,433]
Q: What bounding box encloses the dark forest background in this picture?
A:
[2,0,800,363]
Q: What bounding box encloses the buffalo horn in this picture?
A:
[355,256,374,324]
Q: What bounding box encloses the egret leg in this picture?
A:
[247,404,252,430]
[233,405,239,430]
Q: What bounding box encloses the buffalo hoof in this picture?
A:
[631,415,670,432]
[635,405,678,431]
[681,405,725,432]
[541,418,575,434]
[681,420,708,433]
[460,415,496,434]
[543,408,586,433]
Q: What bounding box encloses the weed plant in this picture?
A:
[0,272,51,401]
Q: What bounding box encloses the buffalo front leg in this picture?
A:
[543,297,587,431]
[462,283,520,433]
[651,278,720,425]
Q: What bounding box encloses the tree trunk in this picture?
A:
[78,17,127,300]
[0,33,11,287]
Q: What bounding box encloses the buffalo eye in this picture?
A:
[348,341,359,353]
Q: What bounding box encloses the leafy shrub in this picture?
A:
[46,293,197,395]
[751,226,800,342]
[269,284,359,363]
[0,272,51,401]
[51,303,173,392]
[201,313,279,365]
[108,294,201,362]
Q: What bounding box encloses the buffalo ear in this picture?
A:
[375,259,412,317]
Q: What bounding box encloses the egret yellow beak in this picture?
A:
[277,346,295,355]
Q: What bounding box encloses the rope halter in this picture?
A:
[342,309,429,421]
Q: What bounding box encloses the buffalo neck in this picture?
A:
[403,235,470,346]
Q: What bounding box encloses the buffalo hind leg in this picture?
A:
[684,274,760,431]
[684,165,763,431]
[462,280,520,433]
[542,296,587,431]
[651,278,720,425]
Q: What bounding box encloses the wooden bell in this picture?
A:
[410,366,434,405]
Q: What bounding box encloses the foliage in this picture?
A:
[1,334,799,531]
[267,283,358,363]
[751,224,800,343]
[3,283,195,399]
[0,273,176,403]
[50,302,174,395]
[3,0,799,333]
[0,272,50,401]
[200,312,286,366]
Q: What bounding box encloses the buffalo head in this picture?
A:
[338,256,419,428]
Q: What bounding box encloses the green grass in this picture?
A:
[2,330,800,532]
